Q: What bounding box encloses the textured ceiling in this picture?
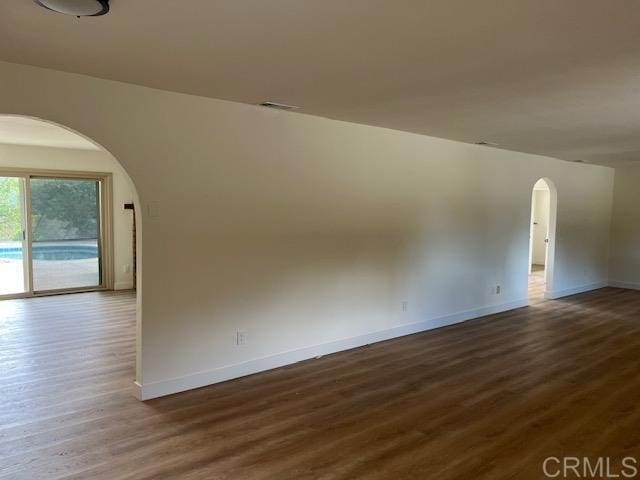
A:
[1,0,639,165]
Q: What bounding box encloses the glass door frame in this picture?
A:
[0,168,114,299]
[0,175,29,298]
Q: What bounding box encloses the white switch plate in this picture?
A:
[147,201,160,219]
[236,330,247,346]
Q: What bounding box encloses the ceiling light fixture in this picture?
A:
[34,0,110,17]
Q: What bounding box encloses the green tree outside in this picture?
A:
[31,179,99,241]
[0,177,99,243]
[0,177,23,241]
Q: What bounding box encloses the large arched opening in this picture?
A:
[0,114,142,384]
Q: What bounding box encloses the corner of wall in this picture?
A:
[608,280,640,291]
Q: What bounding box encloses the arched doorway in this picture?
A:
[528,178,557,302]
[0,114,142,383]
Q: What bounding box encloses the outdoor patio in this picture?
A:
[0,241,99,294]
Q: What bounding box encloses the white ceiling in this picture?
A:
[0,117,98,150]
[1,0,639,165]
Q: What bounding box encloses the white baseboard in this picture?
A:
[114,281,134,290]
[608,280,640,291]
[544,281,608,300]
[133,381,143,400]
[134,298,528,401]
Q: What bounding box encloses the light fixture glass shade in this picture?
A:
[34,0,109,16]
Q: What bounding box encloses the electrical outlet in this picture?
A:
[401,301,408,312]
[236,330,247,346]
[496,285,501,295]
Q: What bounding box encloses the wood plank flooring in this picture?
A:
[528,264,546,302]
[2,287,640,479]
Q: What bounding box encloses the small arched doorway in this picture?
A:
[528,178,557,302]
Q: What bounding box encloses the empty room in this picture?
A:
[1,1,640,479]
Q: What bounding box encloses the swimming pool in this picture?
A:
[0,244,98,261]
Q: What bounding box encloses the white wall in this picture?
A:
[531,188,550,265]
[0,61,615,399]
[0,143,136,290]
[609,165,640,289]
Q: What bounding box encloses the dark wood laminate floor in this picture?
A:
[2,287,640,479]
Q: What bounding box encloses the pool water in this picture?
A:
[0,245,98,261]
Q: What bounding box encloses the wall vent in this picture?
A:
[258,101,300,111]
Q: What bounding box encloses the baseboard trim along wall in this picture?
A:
[608,280,640,291]
[134,298,529,400]
[544,281,609,300]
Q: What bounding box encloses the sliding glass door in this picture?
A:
[0,171,111,299]
[0,176,28,296]
[31,178,102,292]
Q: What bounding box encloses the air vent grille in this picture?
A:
[258,101,300,111]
